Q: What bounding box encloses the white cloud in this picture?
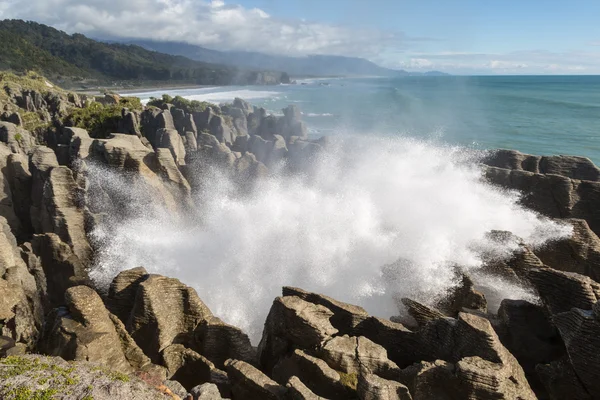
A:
[387,50,600,74]
[0,0,408,58]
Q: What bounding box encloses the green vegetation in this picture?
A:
[339,371,358,390]
[65,96,142,138]
[0,19,286,86]
[147,94,214,114]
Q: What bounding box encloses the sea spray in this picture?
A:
[88,136,572,341]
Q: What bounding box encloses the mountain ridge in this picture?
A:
[0,19,290,87]
[124,39,448,77]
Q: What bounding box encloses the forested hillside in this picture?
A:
[0,20,290,86]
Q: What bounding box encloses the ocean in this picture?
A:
[128,75,600,164]
[97,75,585,339]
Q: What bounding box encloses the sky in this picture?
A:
[1,0,600,74]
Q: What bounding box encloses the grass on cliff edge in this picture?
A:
[0,71,64,102]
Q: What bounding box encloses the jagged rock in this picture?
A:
[552,304,600,395]
[184,131,198,152]
[535,218,600,281]
[157,128,186,166]
[258,296,338,373]
[497,299,565,396]
[233,153,268,184]
[161,344,228,392]
[225,359,287,400]
[0,355,168,400]
[18,241,47,310]
[42,286,154,374]
[107,267,149,322]
[155,148,192,205]
[0,217,42,348]
[31,233,88,307]
[404,360,458,400]
[228,107,249,138]
[400,298,445,328]
[119,108,142,136]
[38,164,91,263]
[248,134,270,164]
[272,349,351,400]
[67,126,94,160]
[287,139,323,170]
[190,383,224,400]
[141,108,176,146]
[282,287,369,334]
[281,105,308,141]
[124,274,213,363]
[0,144,25,237]
[90,134,187,212]
[451,312,536,399]
[233,98,254,117]
[193,108,215,133]
[484,166,600,236]
[30,146,59,231]
[483,149,600,181]
[0,121,35,154]
[209,115,234,145]
[527,268,599,315]
[357,369,412,400]
[286,376,327,400]
[536,357,592,400]
[436,274,487,315]
[194,315,255,368]
[320,335,400,379]
[1,111,23,126]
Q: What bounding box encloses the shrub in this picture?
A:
[66,102,122,138]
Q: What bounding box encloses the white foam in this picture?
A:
[89,136,572,342]
[183,90,280,103]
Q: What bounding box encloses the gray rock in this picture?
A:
[41,285,152,374]
[124,274,213,363]
[285,376,326,400]
[272,349,350,400]
[357,369,412,400]
[161,344,228,392]
[190,383,224,400]
[258,296,338,373]
[157,128,186,166]
[209,115,234,145]
[527,268,599,315]
[320,335,400,379]
[225,359,287,400]
[0,121,35,154]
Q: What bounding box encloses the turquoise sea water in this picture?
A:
[128,75,600,164]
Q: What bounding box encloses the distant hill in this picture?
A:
[0,20,290,87]
[126,40,415,77]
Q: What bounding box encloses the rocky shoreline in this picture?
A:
[1,76,600,399]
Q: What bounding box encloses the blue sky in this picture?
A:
[1,0,599,74]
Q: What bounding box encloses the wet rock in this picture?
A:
[527,268,599,315]
[497,299,565,396]
[536,357,592,400]
[483,149,600,181]
[436,274,487,315]
[535,218,600,281]
[258,296,338,373]
[552,304,600,395]
[282,287,369,335]
[225,359,287,400]
[400,298,446,328]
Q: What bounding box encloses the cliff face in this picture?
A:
[1,75,600,399]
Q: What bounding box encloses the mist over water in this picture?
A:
[89,135,571,341]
